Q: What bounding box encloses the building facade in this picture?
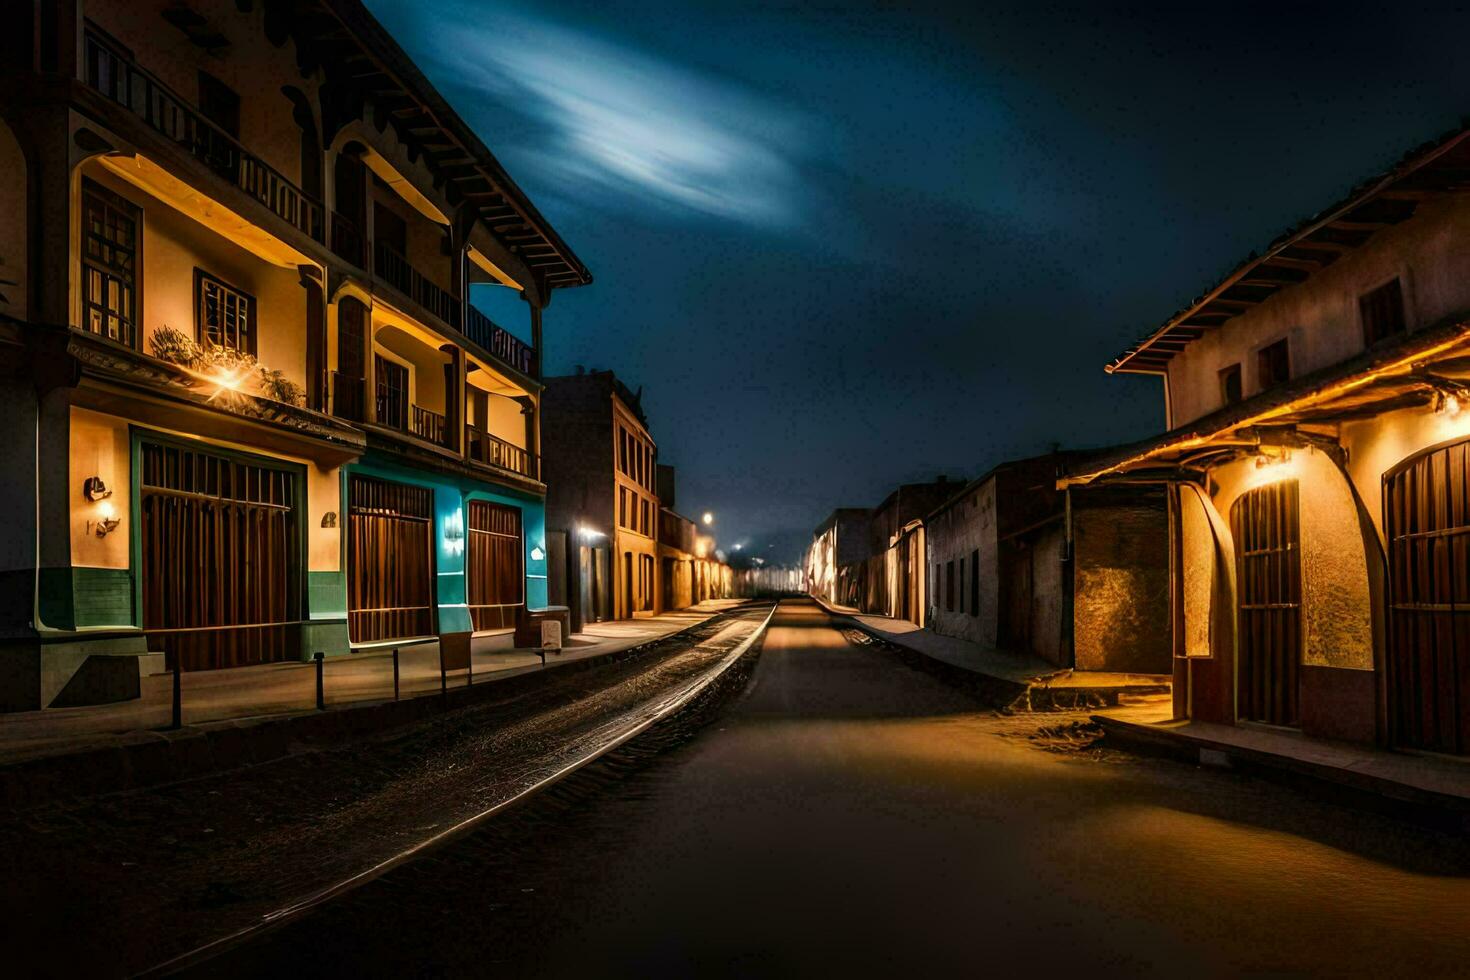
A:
[806,507,872,608]
[0,0,588,710]
[542,370,660,626]
[858,479,959,626]
[1066,126,1470,751]
[924,453,1170,673]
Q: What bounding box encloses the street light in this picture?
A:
[702,511,714,525]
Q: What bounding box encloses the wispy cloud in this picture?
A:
[400,2,810,227]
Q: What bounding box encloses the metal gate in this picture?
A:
[1232,479,1302,726]
[466,500,522,631]
[140,442,300,671]
[347,475,434,642]
[1385,439,1470,754]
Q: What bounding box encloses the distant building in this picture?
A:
[806,507,872,607]
[542,370,660,626]
[860,478,961,626]
[1066,125,1470,751]
[926,453,1170,673]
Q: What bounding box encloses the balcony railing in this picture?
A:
[465,305,535,377]
[412,404,447,446]
[374,241,461,329]
[330,371,365,422]
[330,212,365,268]
[82,27,324,242]
[466,425,538,479]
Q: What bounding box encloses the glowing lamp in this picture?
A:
[530,546,545,561]
[702,512,714,525]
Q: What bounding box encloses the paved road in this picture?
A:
[208,600,1470,978]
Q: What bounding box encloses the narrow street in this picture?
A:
[205,599,1470,978]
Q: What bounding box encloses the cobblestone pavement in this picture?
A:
[0,604,771,977]
[203,599,1470,979]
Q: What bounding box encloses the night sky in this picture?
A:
[369,0,1470,563]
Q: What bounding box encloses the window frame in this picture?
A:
[194,267,257,356]
[80,177,142,350]
[1219,362,1242,406]
[1359,276,1407,349]
[1256,337,1291,392]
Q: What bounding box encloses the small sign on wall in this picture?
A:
[541,619,562,653]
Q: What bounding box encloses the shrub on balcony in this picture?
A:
[257,367,304,406]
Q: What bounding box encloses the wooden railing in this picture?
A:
[466,425,537,479]
[82,28,323,242]
[464,305,535,376]
[374,241,460,328]
[411,404,447,446]
[330,211,365,268]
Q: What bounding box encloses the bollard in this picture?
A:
[170,658,182,730]
[392,647,400,701]
[314,651,325,710]
[440,660,447,699]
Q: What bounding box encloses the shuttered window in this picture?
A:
[347,476,434,642]
[467,500,523,631]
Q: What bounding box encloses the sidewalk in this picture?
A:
[0,600,747,769]
[813,594,1170,709]
[1093,708,1470,821]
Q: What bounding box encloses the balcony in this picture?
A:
[411,404,447,446]
[465,305,535,377]
[82,28,324,242]
[374,241,460,329]
[467,424,538,480]
[374,381,448,448]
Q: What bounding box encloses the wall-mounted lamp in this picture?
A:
[83,476,112,502]
[89,499,120,538]
[530,545,545,561]
[443,509,465,556]
[577,525,605,541]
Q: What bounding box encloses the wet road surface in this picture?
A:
[206,600,1470,977]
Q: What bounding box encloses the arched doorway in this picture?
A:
[1385,438,1470,754]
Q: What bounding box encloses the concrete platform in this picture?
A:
[1094,709,1470,823]
[812,595,1170,709]
[0,600,747,770]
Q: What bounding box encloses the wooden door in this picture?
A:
[466,500,523,631]
[1232,480,1302,727]
[347,476,434,642]
[1386,440,1470,753]
[140,442,300,671]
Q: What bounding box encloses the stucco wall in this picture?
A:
[1072,497,1171,673]
[927,480,998,647]
[1165,192,1470,427]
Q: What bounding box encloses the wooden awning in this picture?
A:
[1110,126,1470,375]
[1069,313,1470,487]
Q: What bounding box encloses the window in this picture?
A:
[197,71,240,138]
[373,202,407,256]
[80,179,140,348]
[1257,338,1290,390]
[1219,363,1242,406]
[970,549,980,617]
[195,269,256,355]
[641,499,651,535]
[1360,278,1406,348]
[374,355,408,430]
[945,559,956,612]
[619,487,628,529]
[958,560,965,614]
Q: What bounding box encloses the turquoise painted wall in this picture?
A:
[348,454,548,635]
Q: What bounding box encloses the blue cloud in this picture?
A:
[393,1,810,227]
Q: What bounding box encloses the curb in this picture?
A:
[141,601,779,977]
[0,604,762,811]
[1092,713,1470,830]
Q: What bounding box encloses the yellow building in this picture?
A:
[1066,125,1470,752]
[0,0,589,710]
